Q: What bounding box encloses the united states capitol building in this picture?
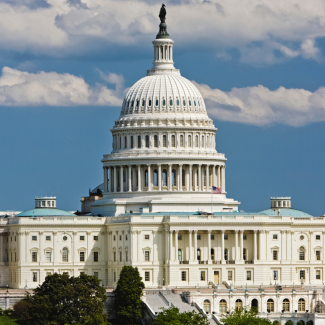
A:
[1,9,325,324]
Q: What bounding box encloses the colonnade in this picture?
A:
[103,163,225,193]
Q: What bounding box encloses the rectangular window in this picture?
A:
[211,234,214,240]
[94,272,98,279]
[114,272,116,282]
[46,272,51,277]
[181,271,186,281]
[316,270,321,280]
[80,272,85,275]
[224,234,228,240]
[145,271,150,282]
[316,251,321,261]
[126,251,128,262]
[273,250,278,260]
[32,252,37,262]
[33,272,37,282]
[46,236,51,241]
[246,271,251,281]
[197,235,201,240]
[316,235,321,240]
[300,270,305,280]
[178,235,182,240]
[201,271,205,281]
[80,236,85,241]
[114,252,116,262]
[145,235,150,240]
[125,235,128,241]
[113,236,116,241]
[80,252,85,262]
[32,236,37,241]
[93,236,98,241]
[45,252,51,262]
[228,271,232,281]
[119,235,122,241]
[145,251,150,261]
[243,235,247,240]
[273,234,278,240]
[273,271,278,280]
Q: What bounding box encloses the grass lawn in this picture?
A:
[0,316,20,325]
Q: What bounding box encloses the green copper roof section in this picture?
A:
[17,208,75,217]
[156,4,170,39]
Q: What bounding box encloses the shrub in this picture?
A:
[13,299,32,319]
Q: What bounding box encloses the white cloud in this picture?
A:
[0,0,324,63]
[194,82,325,127]
[0,67,123,106]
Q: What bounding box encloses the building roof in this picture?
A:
[258,208,313,218]
[17,208,75,217]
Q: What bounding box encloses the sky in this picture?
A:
[1,0,325,215]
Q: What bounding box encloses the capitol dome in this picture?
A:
[92,14,240,216]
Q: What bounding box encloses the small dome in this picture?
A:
[17,208,75,217]
[120,73,207,118]
[259,208,313,218]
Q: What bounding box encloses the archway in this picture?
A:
[203,300,211,313]
[251,299,258,311]
[285,321,293,325]
[297,321,305,325]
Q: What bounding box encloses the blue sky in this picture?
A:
[0,0,325,215]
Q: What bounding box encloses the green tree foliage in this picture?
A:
[221,308,272,325]
[113,266,145,325]
[273,321,281,325]
[13,300,32,319]
[153,307,210,325]
[285,321,294,325]
[23,273,108,325]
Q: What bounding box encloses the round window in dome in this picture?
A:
[176,99,180,106]
[148,99,152,106]
[169,99,173,106]
[155,99,159,106]
[63,236,67,241]
[300,235,304,240]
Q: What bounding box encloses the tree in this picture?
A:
[153,307,210,325]
[23,273,108,325]
[113,266,145,325]
[221,308,272,325]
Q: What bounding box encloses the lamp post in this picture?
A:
[6,284,9,293]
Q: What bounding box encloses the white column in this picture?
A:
[168,164,172,191]
[286,230,290,262]
[137,231,141,262]
[147,164,152,191]
[221,230,224,261]
[104,167,108,193]
[39,232,43,263]
[254,230,257,261]
[153,231,158,262]
[281,230,286,261]
[198,165,202,191]
[217,165,221,188]
[235,230,238,261]
[189,164,192,191]
[158,164,162,191]
[240,230,243,260]
[108,168,110,192]
[120,166,124,192]
[132,166,136,191]
[179,165,182,191]
[114,167,117,192]
[169,231,173,261]
[189,230,193,261]
[259,230,264,261]
[208,230,211,262]
[186,166,189,191]
[137,165,141,191]
[222,166,226,192]
[175,231,178,261]
[128,166,132,192]
[194,231,198,261]
[206,165,209,191]
[212,165,216,187]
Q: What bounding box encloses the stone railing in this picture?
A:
[179,261,189,264]
[226,260,235,264]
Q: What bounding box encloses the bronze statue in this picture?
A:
[156,4,170,39]
[159,4,166,23]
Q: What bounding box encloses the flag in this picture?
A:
[212,186,222,194]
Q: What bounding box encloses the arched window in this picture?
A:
[130,136,133,148]
[188,135,192,147]
[267,299,274,312]
[235,299,243,311]
[163,135,167,147]
[154,135,158,148]
[183,99,186,106]
[154,169,158,186]
[155,99,159,106]
[62,247,68,262]
[177,99,180,106]
[180,135,184,147]
[283,298,290,312]
[142,99,145,106]
[149,99,152,106]
[203,300,211,313]
[124,136,127,148]
[163,169,167,186]
[145,170,148,187]
[146,135,150,148]
[224,249,228,261]
[194,100,196,106]
[219,299,227,313]
[182,169,185,186]
[172,169,176,186]
[243,248,247,261]
[189,99,192,106]
[162,98,166,106]
[195,135,199,147]
[299,247,305,260]
[178,249,182,261]
[298,298,305,312]
[119,136,121,149]
[170,99,173,106]
[202,135,205,147]
[197,249,201,261]
[211,249,215,260]
[171,135,176,147]
[203,170,206,186]
[136,99,139,107]
[138,135,141,148]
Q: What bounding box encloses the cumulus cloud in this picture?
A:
[194,82,325,127]
[0,67,123,106]
[0,0,324,63]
